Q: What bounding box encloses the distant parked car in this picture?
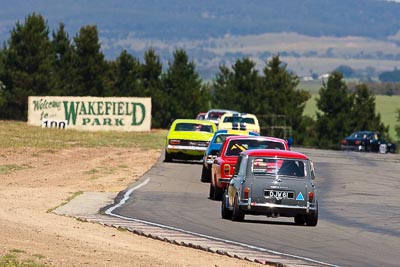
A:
[201,129,259,183]
[210,135,289,200]
[164,119,217,162]
[204,109,238,126]
[221,149,318,226]
[218,112,260,133]
[341,131,396,153]
[196,112,206,120]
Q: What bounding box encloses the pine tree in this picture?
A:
[51,23,77,96]
[0,52,5,109]
[141,49,164,128]
[261,55,310,142]
[316,71,354,149]
[395,109,400,143]
[73,25,110,96]
[351,84,388,136]
[213,57,259,112]
[212,55,310,142]
[231,58,259,113]
[212,65,236,108]
[161,49,207,127]
[112,50,142,97]
[0,13,55,120]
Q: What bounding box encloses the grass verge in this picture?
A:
[0,121,167,150]
[0,250,45,267]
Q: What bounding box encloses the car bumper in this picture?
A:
[166,145,207,156]
[206,158,214,165]
[341,145,365,151]
[239,199,317,215]
[216,177,231,188]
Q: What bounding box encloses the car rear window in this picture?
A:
[223,116,255,124]
[252,158,305,178]
[208,112,225,120]
[175,123,213,133]
[225,139,286,156]
[243,118,255,124]
[214,134,230,144]
[196,114,205,120]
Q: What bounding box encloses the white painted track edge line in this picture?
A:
[105,177,340,267]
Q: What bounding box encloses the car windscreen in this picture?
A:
[225,139,286,156]
[174,123,213,133]
[251,157,305,178]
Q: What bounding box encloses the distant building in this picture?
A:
[318,74,330,80]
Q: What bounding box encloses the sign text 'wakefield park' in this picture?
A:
[28,96,151,131]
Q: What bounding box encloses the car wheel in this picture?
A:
[213,186,223,201]
[221,190,232,220]
[164,151,172,162]
[294,214,306,225]
[305,202,318,227]
[209,183,215,200]
[201,165,211,183]
[232,194,245,222]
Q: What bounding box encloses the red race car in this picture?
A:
[210,135,289,200]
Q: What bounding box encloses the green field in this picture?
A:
[206,33,400,77]
[0,121,167,149]
[303,94,400,139]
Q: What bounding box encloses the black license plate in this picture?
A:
[265,190,294,199]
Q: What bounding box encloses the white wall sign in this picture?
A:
[28,96,151,132]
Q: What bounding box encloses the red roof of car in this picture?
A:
[224,135,286,142]
[243,149,308,159]
[224,135,289,150]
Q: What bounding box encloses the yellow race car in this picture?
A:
[165,119,217,162]
[218,112,260,134]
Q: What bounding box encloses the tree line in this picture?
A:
[1,13,399,149]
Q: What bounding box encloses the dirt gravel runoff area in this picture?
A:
[0,147,260,266]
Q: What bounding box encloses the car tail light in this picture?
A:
[341,139,347,145]
[308,192,314,202]
[223,164,231,176]
[355,140,361,145]
[169,139,180,145]
[243,187,250,199]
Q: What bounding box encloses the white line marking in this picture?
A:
[105,177,150,215]
[105,177,340,267]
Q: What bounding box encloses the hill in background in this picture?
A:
[1,0,400,79]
